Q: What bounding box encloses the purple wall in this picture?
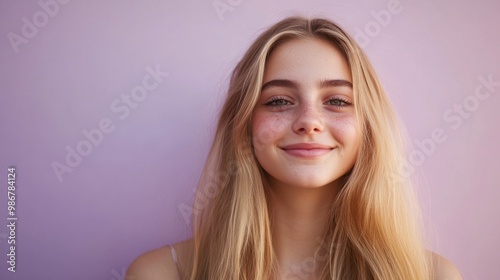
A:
[0,0,499,279]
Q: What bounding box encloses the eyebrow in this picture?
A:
[260,79,353,92]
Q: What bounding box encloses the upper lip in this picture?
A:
[280,143,334,150]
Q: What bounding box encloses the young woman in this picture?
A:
[127,16,462,279]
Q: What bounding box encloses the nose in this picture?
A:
[292,102,324,135]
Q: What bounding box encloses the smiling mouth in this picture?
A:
[281,143,334,158]
[280,148,333,158]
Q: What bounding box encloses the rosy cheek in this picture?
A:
[328,114,359,145]
[252,113,287,149]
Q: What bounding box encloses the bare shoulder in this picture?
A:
[430,251,463,280]
[126,245,178,280]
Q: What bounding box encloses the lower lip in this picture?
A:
[282,148,332,158]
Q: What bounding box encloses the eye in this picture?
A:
[264,96,293,108]
[326,97,352,108]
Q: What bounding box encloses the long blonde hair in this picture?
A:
[188,16,431,279]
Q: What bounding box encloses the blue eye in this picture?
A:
[264,97,292,108]
[326,97,351,107]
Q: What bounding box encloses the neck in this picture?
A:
[267,176,340,279]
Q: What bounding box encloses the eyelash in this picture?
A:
[264,97,291,108]
[325,97,352,107]
[264,96,352,109]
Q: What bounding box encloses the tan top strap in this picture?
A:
[169,246,182,279]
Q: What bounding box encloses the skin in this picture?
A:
[126,38,463,280]
[252,38,359,190]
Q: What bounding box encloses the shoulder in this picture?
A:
[429,251,463,280]
[126,245,178,280]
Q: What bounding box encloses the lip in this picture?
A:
[280,143,334,158]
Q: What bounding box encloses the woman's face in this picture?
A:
[252,37,360,189]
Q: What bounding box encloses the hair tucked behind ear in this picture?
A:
[188,16,431,280]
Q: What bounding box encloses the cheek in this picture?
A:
[252,113,288,149]
[328,115,360,149]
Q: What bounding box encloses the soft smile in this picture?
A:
[280,143,334,158]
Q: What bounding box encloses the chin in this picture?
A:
[296,181,339,189]
[277,176,341,189]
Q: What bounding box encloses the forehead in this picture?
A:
[263,37,351,84]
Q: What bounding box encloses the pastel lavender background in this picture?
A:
[0,0,498,279]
